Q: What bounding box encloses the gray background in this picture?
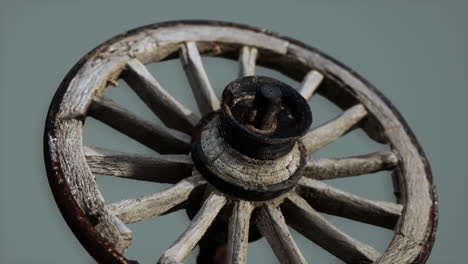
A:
[1,0,467,263]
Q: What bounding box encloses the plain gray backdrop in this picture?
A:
[1,0,467,263]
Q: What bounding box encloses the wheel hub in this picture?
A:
[191,76,312,201]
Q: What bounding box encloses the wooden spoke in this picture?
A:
[158,192,227,264]
[88,96,191,154]
[297,178,403,229]
[302,104,368,155]
[239,46,258,77]
[227,200,254,264]
[112,216,133,249]
[304,151,399,180]
[256,204,308,264]
[180,41,219,115]
[84,146,192,184]
[107,175,206,224]
[121,59,200,134]
[283,193,380,263]
[297,70,323,100]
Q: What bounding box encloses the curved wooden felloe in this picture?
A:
[44,20,437,264]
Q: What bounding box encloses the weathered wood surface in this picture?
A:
[303,151,399,180]
[297,178,402,229]
[283,193,380,263]
[122,58,199,134]
[55,119,131,253]
[256,203,308,264]
[239,46,258,77]
[200,118,301,186]
[56,23,289,120]
[302,104,368,156]
[84,145,192,184]
[47,22,436,264]
[113,217,133,249]
[227,200,254,264]
[107,175,205,224]
[158,192,227,264]
[298,70,323,100]
[88,96,191,154]
[289,42,435,251]
[180,42,220,115]
[57,57,129,120]
[154,25,289,55]
[376,234,423,264]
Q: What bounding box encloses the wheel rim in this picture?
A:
[44,20,437,264]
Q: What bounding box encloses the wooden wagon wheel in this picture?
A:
[44,20,437,264]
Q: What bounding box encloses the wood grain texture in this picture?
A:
[302,104,368,156]
[88,96,191,154]
[84,145,192,183]
[297,70,323,100]
[158,191,227,264]
[227,200,254,264]
[49,24,289,263]
[256,203,308,264]
[297,177,402,229]
[239,46,258,77]
[303,151,399,180]
[46,22,436,263]
[289,42,435,251]
[57,57,128,120]
[122,59,199,134]
[55,119,132,253]
[152,25,289,55]
[107,175,206,224]
[376,234,423,264]
[113,217,133,249]
[283,193,380,263]
[200,118,301,186]
[54,23,289,121]
[180,42,220,115]
[55,29,172,119]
